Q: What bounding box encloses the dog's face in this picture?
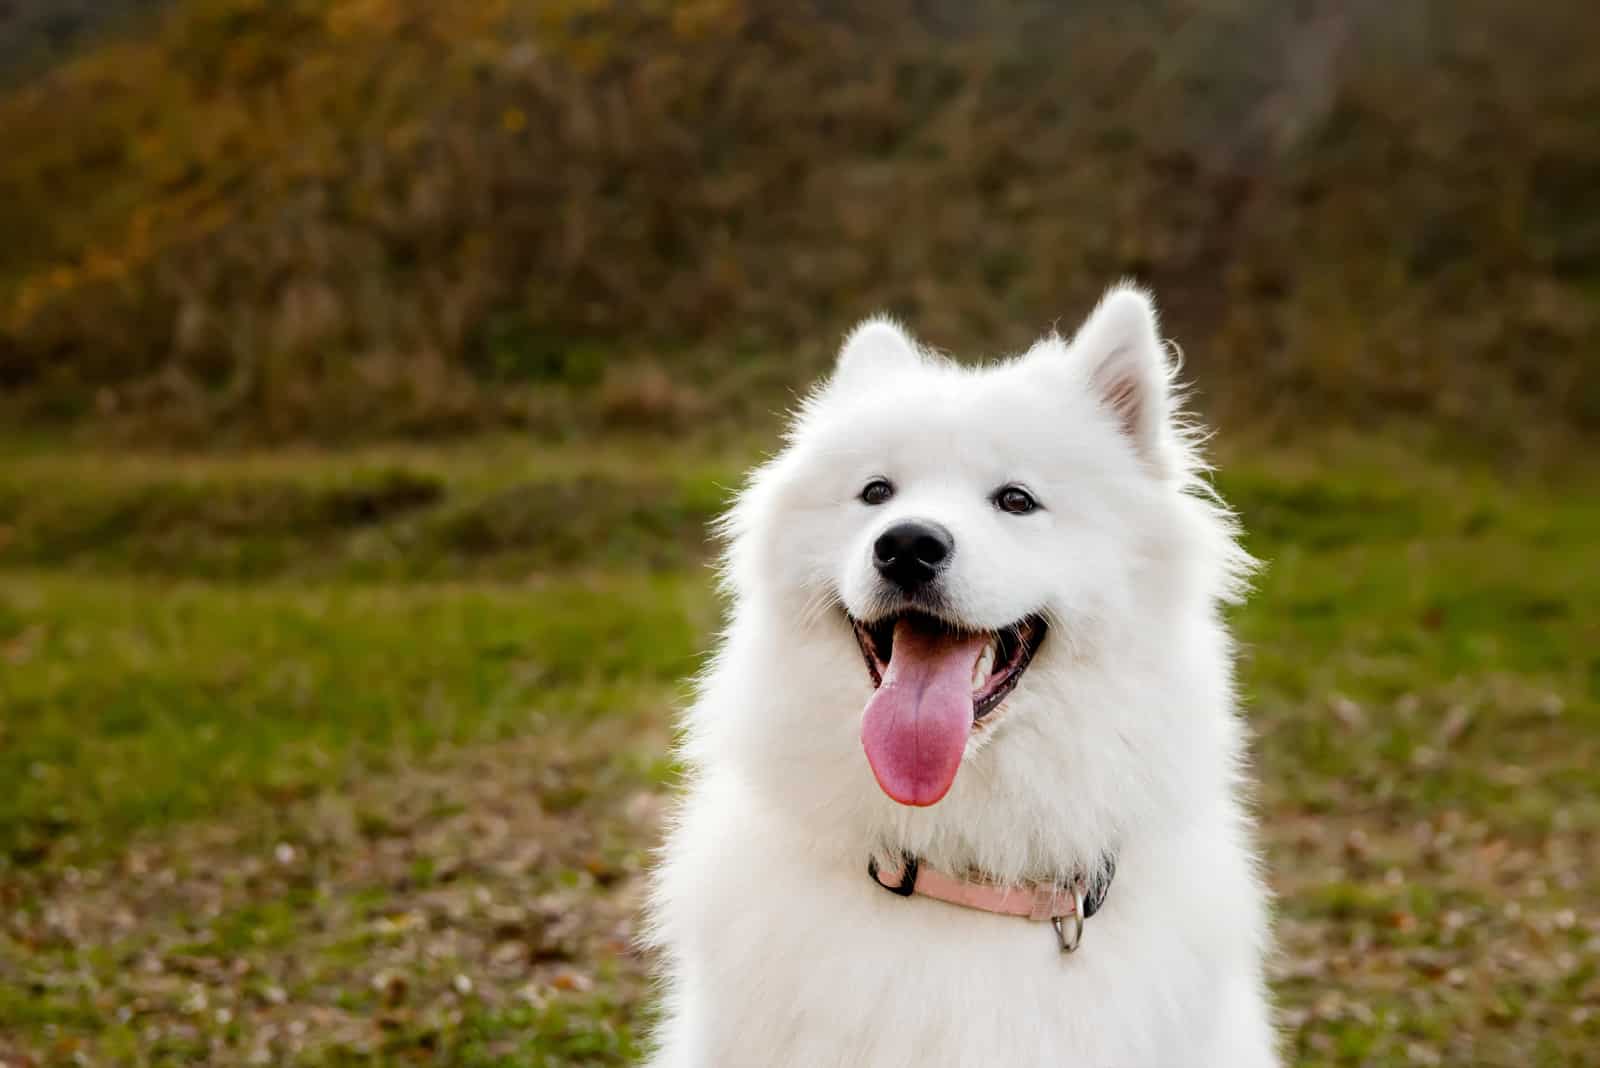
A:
[720,288,1243,853]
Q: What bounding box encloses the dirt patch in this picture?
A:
[1264,802,1600,1065]
[0,715,673,1065]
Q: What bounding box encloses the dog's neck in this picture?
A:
[864,813,1119,889]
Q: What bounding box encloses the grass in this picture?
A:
[0,431,1596,1065]
[0,574,708,864]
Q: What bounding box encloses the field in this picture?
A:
[0,429,1595,1066]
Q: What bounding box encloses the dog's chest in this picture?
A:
[675,845,1215,1067]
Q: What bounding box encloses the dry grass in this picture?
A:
[2,0,1597,440]
[1,725,668,1065]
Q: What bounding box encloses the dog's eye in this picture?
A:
[860,479,894,506]
[994,486,1038,515]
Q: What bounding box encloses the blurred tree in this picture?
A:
[0,0,1594,441]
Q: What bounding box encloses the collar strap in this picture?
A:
[868,852,1115,943]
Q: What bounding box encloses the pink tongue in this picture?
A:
[861,619,986,807]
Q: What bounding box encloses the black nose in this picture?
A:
[874,520,954,592]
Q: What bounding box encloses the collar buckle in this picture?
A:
[1050,882,1088,953]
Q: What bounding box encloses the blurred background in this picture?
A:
[0,1,1595,1064]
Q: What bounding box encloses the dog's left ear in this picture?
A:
[1070,285,1177,475]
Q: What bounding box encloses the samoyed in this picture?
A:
[647,287,1278,1066]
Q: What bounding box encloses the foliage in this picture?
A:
[0,0,163,81]
[1,0,1597,441]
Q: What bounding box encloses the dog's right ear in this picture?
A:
[829,317,921,394]
[1068,285,1180,477]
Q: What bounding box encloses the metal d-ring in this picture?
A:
[1051,883,1087,953]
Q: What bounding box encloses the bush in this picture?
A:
[1,0,1596,441]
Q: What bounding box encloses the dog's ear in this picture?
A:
[1070,285,1177,474]
[830,317,921,393]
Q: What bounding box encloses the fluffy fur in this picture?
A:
[646,286,1278,1066]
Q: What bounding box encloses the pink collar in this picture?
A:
[868,852,1114,952]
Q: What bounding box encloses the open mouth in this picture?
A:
[850,610,1048,807]
[852,610,1047,722]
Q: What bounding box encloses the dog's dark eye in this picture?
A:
[995,486,1038,515]
[860,479,894,506]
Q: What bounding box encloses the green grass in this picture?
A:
[0,436,741,580]
[0,433,1596,1065]
[0,572,710,864]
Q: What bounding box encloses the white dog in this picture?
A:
[647,287,1278,1066]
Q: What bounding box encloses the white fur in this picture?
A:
[646,286,1279,1066]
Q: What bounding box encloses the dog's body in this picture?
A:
[648,288,1278,1066]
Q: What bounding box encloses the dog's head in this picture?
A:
[713,287,1249,870]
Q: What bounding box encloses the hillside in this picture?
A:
[1,0,1596,443]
